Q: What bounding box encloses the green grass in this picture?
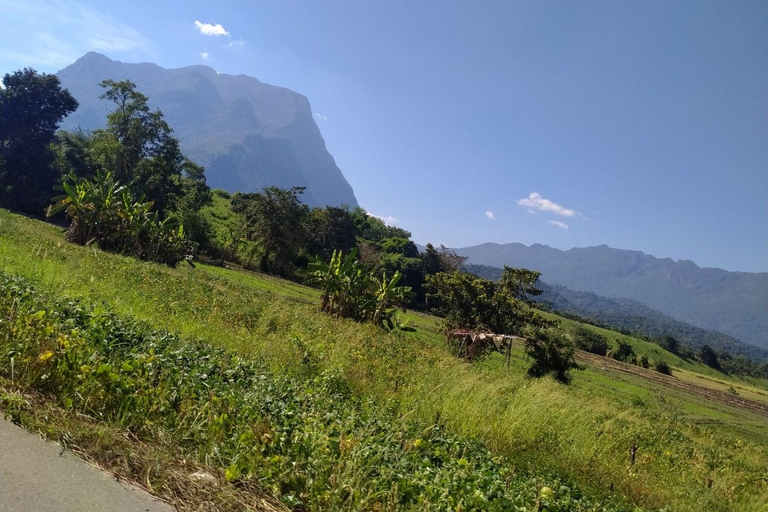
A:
[2,209,767,512]
[539,310,768,392]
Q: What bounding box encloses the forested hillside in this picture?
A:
[457,243,767,349]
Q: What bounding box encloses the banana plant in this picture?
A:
[370,271,415,328]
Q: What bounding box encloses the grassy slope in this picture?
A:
[1,209,767,512]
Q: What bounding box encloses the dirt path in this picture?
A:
[574,350,768,416]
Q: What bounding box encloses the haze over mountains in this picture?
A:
[50,53,764,355]
[56,52,358,208]
[456,242,767,351]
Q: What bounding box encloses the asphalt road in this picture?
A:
[0,418,175,512]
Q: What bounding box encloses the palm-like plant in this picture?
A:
[307,249,413,328]
[48,171,189,266]
[370,271,414,328]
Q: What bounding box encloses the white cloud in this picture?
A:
[485,211,496,220]
[224,39,246,49]
[548,220,569,231]
[200,52,209,60]
[517,192,577,217]
[367,212,399,226]
[194,20,230,36]
[314,113,328,121]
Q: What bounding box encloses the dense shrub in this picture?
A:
[524,329,579,384]
[47,171,189,266]
[573,327,608,356]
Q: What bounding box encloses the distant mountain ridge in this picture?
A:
[456,242,767,350]
[465,263,767,361]
[56,52,358,208]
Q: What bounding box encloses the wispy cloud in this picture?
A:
[314,113,328,121]
[200,52,210,60]
[485,211,496,220]
[194,21,230,37]
[367,212,399,226]
[224,40,246,50]
[0,0,153,69]
[517,192,577,217]
[548,220,569,231]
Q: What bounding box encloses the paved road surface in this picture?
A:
[0,418,175,512]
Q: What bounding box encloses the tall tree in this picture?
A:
[0,68,78,213]
[90,79,185,214]
[231,186,309,273]
[499,266,543,304]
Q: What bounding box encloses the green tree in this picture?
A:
[524,329,578,384]
[699,345,721,370]
[231,186,309,273]
[660,335,679,355]
[350,206,411,241]
[90,79,187,215]
[499,266,543,304]
[573,327,608,356]
[47,170,188,266]
[307,249,413,328]
[304,206,358,260]
[425,271,530,335]
[0,68,78,213]
[612,338,635,362]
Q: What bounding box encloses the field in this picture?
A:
[1,209,767,512]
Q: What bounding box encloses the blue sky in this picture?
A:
[1,0,766,272]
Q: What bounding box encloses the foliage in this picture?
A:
[660,335,679,355]
[573,326,609,356]
[47,170,189,266]
[307,249,413,328]
[499,266,543,303]
[350,206,411,241]
[87,80,190,214]
[0,68,78,213]
[231,186,309,274]
[612,338,635,362]
[524,329,579,384]
[425,271,531,335]
[699,344,721,370]
[655,361,671,375]
[420,243,467,275]
[0,274,620,512]
[303,205,358,261]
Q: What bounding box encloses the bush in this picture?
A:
[573,327,608,356]
[47,171,190,266]
[638,355,649,368]
[655,361,671,375]
[525,329,579,384]
[612,338,635,362]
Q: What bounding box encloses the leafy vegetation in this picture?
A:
[307,249,414,329]
[0,68,78,213]
[2,210,767,511]
[2,65,768,511]
[0,273,624,512]
[47,170,189,265]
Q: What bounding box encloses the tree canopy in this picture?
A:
[0,68,78,212]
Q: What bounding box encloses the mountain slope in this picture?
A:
[56,52,358,208]
[465,263,768,361]
[457,243,767,349]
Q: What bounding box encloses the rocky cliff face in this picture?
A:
[56,52,358,208]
